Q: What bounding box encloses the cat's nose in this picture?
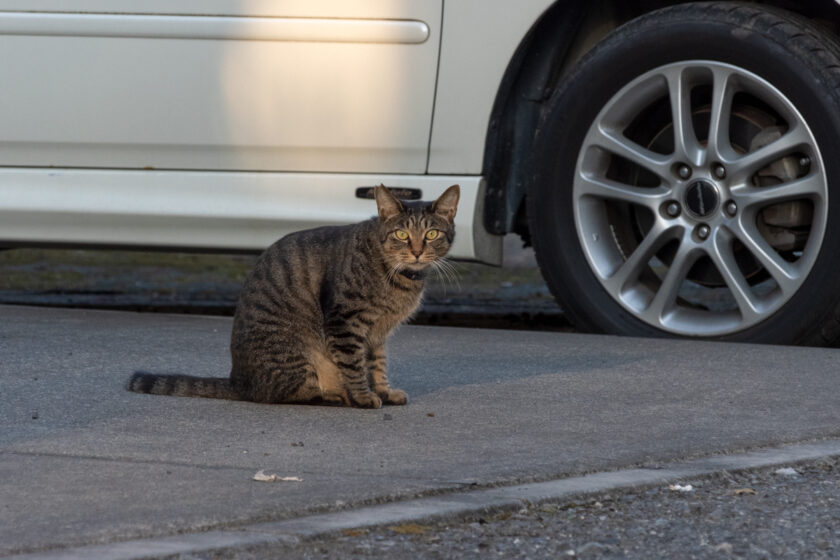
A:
[410,248,423,257]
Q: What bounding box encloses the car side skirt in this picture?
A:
[0,169,501,264]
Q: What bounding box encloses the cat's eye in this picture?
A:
[394,229,409,240]
[424,230,440,241]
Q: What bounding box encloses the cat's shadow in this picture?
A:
[389,338,641,398]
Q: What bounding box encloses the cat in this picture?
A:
[128,184,460,408]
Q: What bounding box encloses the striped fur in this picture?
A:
[127,371,243,400]
[127,185,460,408]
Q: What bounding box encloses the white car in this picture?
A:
[3,0,840,345]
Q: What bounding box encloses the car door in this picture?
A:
[0,0,441,173]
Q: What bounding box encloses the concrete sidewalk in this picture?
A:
[2,304,839,556]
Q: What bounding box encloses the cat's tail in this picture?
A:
[127,371,244,400]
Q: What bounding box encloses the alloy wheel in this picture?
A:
[573,61,827,336]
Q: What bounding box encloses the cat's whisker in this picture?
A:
[430,258,461,292]
[443,259,463,291]
[433,266,454,295]
[385,262,402,285]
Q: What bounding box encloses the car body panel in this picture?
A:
[0,2,441,173]
[0,0,548,261]
[0,168,501,262]
[428,0,554,174]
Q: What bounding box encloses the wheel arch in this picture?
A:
[482,0,840,242]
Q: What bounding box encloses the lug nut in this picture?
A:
[725,201,737,216]
[696,224,711,240]
[713,163,726,180]
[666,202,681,217]
[799,156,811,168]
[677,164,692,180]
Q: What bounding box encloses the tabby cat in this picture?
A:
[128,184,460,408]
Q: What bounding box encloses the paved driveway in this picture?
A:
[2,305,839,555]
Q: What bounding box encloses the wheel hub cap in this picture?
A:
[684,179,719,218]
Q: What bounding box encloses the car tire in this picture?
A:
[528,2,840,344]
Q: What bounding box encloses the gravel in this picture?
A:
[188,457,840,559]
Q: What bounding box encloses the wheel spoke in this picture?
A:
[731,221,799,295]
[603,220,681,292]
[708,229,763,323]
[588,126,673,181]
[707,67,737,160]
[665,67,703,165]
[643,239,700,322]
[577,171,669,208]
[733,172,825,209]
[725,124,811,184]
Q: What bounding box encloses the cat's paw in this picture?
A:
[351,391,382,409]
[321,391,349,406]
[379,388,408,406]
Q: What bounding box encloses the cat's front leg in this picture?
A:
[368,345,408,406]
[325,326,381,409]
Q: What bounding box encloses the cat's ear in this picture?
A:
[374,184,404,221]
[432,184,460,222]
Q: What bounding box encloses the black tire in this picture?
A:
[528,2,840,345]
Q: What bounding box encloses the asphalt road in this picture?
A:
[2,304,840,558]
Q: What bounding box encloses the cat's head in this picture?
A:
[373,184,460,275]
